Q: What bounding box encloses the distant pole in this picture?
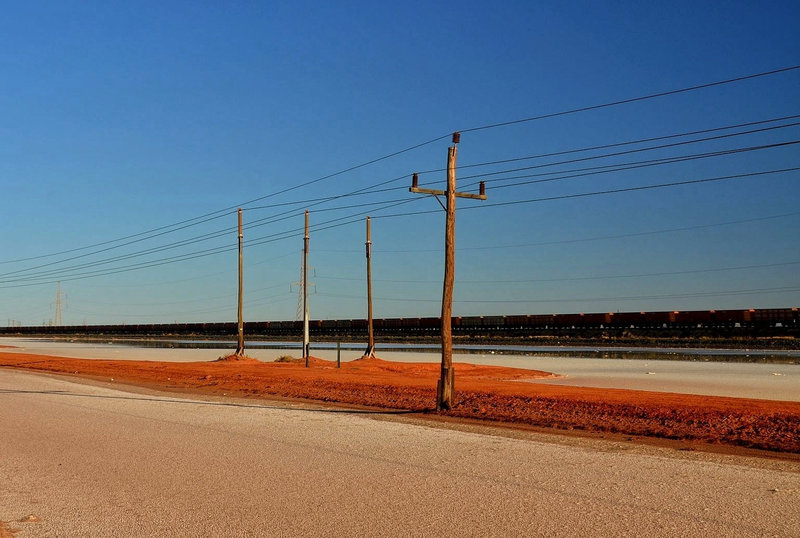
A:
[303,210,310,366]
[235,208,245,356]
[409,132,487,411]
[364,216,375,358]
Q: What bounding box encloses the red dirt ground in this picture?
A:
[2,351,799,454]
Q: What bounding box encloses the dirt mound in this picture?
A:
[214,354,261,363]
[273,355,331,366]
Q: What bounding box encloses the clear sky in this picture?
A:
[1,0,798,326]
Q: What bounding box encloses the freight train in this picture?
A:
[1,308,797,337]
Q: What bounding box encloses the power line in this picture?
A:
[0,221,237,279]
[458,212,800,251]
[468,167,800,210]
[417,113,800,177]
[0,197,423,287]
[478,141,800,191]
[315,260,800,284]
[236,114,800,204]
[0,186,420,282]
[63,134,789,276]
[0,148,443,267]
[78,283,287,308]
[242,132,782,209]
[365,167,799,222]
[0,210,235,266]
[456,121,800,185]
[7,133,790,282]
[68,290,293,320]
[316,211,800,254]
[316,285,800,304]
[458,65,800,134]
[6,66,796,266]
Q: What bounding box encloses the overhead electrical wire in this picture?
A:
[239,117,800,206]
[369,167,799,219]
[0,189,404,279]
[69,290,293,320]
[315,260,800,284]
[0,138,786,283]
[316,286,800,305]
[417,113,800,177]
[312,211,800,254]
[0,171,419,278]
[231,114,800,206]
[457,65,800,134]
[0,140,448,265]
[3,163,796,286]
[472,141,800,191]
[466,167,800,211]
[5,125,794,282]
[5,65,796,266]
[460,212,800,251]
[10,117,794,281]
[4,64,798,308]
[0,198,422,287]
[454,121,800,185]
[455,286,800,304]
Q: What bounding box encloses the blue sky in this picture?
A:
[1,0,798,326]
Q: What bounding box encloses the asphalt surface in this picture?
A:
[1,369,799,537]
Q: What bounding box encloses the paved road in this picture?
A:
[1,370,798,537]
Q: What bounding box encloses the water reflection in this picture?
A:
[41,337,800,364]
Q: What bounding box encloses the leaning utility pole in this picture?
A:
[303,210,311,366]
[410,132,486,410]
[235,208,245,356]
[363,216,376,358]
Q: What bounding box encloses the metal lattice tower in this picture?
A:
[295,251,305,321]
[55,281,63,326]
[292,250,315,321]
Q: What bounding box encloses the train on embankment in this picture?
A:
[2,308,797,340]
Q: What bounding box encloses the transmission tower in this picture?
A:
[295,251,305,321]
[291,251,316,321]
[55,281,63,326]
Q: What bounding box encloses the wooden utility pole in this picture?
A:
[410,132,486,410]
[235,208,245,356]
[303,210,311,366]
[364,216,376,358]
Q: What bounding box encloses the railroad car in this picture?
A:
[676,310,714,328]
[712,309,751,327]
[419,317,439,331]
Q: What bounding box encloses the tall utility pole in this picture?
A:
[303,210,311,366]
[235,208,245,356]
[55,281,63,326]
[363,216,375,358]
[410,132,486,410]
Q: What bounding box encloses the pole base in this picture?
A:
[436,366,455,411]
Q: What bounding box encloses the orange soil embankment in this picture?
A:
[2,351,799,453]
